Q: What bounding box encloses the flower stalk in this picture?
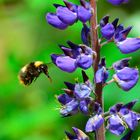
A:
[89,0,105,140]
[45,0,140,139]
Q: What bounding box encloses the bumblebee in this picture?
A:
[18,61,52,86]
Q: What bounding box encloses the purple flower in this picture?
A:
[51,41,95,73]
[100,16,118,40]
[74,83,92,100]
[77,6,92,23]
[85,114,104,132]
[51,54,77,73]
[65,127,89,140]
[79,98,92,114]
[57,84,78,117]
[95,58,109,84]
[46,13,68,30]
[58,93,73,105]
[78,0,92,23]
[100,16,132,41]
[57,72,93,116]
[56,6,77,25]
[81,24,90,46]
[85,102,104,132]
[64,81,75,91]
[119,100,140,130]
[117,38,140,54]
[60,99,79,117]
[107,0,129,5]
[46,0,92,29]
[107,100,140,135]
[76,53,93,69]
[112,57,131,70]
[107,115,125,135]
[101,23,115,40]
[115,25,132,42]
[113,67,139,91]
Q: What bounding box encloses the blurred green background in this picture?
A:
[0,0,140,139]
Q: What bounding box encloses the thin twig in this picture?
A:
[100,39,114,47]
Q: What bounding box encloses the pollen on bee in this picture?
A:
[21,65,27,72]
[34,61,43,67]
[18,75,25,85]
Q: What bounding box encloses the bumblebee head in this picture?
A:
[40,64,52,82]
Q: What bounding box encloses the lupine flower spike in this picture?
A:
[18,0,140,139]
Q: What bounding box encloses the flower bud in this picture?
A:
[51,54,77,73]
[46,13,68,29]
[107,115,125,135]
[117,38,140,54]
[85,114,104,132]
[113,67,139,91]
[77,6,92,23]
[74,83,92,99]
[56,6,77,25]
[60,99,79,116]
[112,57,131,70]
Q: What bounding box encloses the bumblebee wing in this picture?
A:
[44,62,54,68]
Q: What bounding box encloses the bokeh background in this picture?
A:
[0,0,140,140]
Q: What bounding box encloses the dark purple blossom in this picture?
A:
[119,100,140,130]
[99,21,140,54]
[76,53,93,69]
[56,6,77,25]
[57,72,93,116]
[107,100,140,135]
[95,58,109,84]
[81,24,90,46]
[117,38,140,54]
[100,16,120,40]
[85,114,104,132]
[107,0,129,5]
[77,6,92,23]
[51,54,77,73]
[79,98,92,114]
[85,102,104,132]
[46,0,92,29]
[46,13,68,30]
[74,83,92,100]
[101,23,115,40]
[107,114,126,135]
[100,16,116,40]
[115,25,132,42]
[65,127,89,140]
[60,99,79,117]
[57,82,78,116]
[100,16,132,42]
[113,67,139,91]
[112,57,131,70]
[58,93,73,105]
[51,41,95,73]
